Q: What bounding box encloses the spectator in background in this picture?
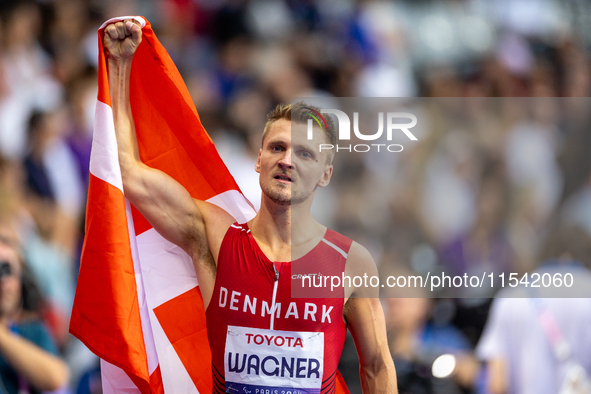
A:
[477,225,591,394]
[383,287,480,394]
[23,109,84,223]
[439,157,514,346]
[0,218,69,394]
[75,359,101,394]
[20,110,77,348]
[439,157,513,286]
[0,1,62,160]
[23,111,56,204]
[561,167,591,237]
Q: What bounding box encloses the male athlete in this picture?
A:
[104,19,397,393]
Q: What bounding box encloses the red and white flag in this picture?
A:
[69,16,256,394]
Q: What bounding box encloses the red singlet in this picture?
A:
[206,222,352,394]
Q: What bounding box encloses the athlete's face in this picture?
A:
[256,119,332,206]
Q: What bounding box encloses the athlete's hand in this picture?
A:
[104,19,142,63]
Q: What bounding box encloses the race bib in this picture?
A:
[224,326,324,394]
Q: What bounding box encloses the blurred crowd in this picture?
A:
[0,0,591,393]
[329,97,591,393]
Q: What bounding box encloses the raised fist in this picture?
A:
[104,20,142,62]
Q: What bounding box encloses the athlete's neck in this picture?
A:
[249,196,325,261]
[253,197,292,244]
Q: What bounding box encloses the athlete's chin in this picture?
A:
[263,185,310,206]
[266,192,308,206]
[262,188,291,205]
[270,194,311,206]
[271,198,292,206]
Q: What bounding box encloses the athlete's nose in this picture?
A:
[278,148,292,169]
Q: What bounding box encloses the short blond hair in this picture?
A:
[262,102,337,149]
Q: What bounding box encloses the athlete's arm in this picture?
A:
[103,21,234,295]
[344,242,398,394]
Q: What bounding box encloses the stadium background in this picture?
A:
[0,0,590,393]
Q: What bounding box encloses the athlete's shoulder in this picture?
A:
[345,241,380,298]
[323,229,375,271]
[346,242,378,272]
[322,228,354,256]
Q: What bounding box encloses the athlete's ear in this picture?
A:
[318,164,333,188]
[254,149,262,173]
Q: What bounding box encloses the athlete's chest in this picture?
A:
[214,261,343,330]
[211,224,348,330]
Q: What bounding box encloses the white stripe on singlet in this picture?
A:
[321,238,348,259]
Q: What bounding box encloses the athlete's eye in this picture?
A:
[299,150,313,159]
[271,146,282,152]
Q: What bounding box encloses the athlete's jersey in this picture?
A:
[206,222,353,394]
